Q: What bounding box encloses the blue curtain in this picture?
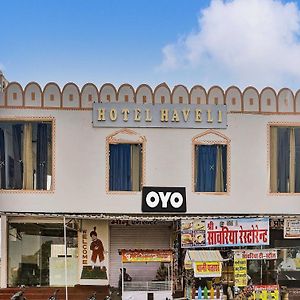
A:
[277,128,290,193]
[12,124,23,189]
[36,124,48,190]
[196,145,217,192]
[221,145,227,192]
[295,128,300,192]
[0,128,6,189]
[109,144,131,191]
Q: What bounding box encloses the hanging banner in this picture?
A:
[121,250,173,263]
[193,261,222,278]
[79,220,109,285]
[234,249,277,260]
[234,258,247,287]
[181,218,269,248]
[284,218,300,239]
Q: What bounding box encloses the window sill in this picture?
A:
[193,191,229,195]
[0,189,54,193]
[268,192,300,196]
[107,190,141,195]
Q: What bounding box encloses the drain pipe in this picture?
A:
[63,216,68,300]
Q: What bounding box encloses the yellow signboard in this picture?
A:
[234,258,247,287]
[194,261,222,278]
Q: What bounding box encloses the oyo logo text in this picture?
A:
[142,187,186,213]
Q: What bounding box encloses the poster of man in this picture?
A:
[80,220,109,283]
[90,227,105,269]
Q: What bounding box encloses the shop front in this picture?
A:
[3,215,175,290]
[109,219,173,289]
[7,217,79,288]
[120,249,173,300]
[180,217,284,299]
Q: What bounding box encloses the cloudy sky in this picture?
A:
[1,0,300,91]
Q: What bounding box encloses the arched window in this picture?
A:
[192,130,230,193]
[106,129,145,192]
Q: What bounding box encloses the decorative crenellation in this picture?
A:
[0,81,300,114]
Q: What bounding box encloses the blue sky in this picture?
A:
[1,0,300,90]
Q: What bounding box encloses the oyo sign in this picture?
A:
[142,187,186,212]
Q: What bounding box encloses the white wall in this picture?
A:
[0,108,300,215]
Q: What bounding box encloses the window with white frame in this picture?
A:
[193,131,229,193]
[0,120,53,190]
[270,126,300,193]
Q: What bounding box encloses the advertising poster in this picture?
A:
[181,219,206,248]
[284,218,300,239]
[181,218,269,248]
[234,258,247,287]
[79,220,109,285]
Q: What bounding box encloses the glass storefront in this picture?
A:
[8,221,78,287]
[277,247,300,287]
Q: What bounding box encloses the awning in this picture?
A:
[185,250,224,277]
[185,250,223,264]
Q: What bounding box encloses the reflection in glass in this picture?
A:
[8,222,78,287]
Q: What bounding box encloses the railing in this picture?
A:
[124,281,172,291]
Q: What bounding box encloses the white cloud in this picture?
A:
[159,0,300,90]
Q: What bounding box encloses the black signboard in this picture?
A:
[142,186,186,213]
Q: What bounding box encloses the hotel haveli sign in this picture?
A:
[92,103,227,129]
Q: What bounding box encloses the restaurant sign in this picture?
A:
[93,103,227,129]
[181,218,269,248]
[194,262,222,278]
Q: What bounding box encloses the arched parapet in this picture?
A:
[243,86,259,112]
[154,83,171,104]
[62,83,80,108]
[117,84,135,103]
[81,83,99,109]
[5,82,24,107]
[136,84,153,104]
[43,82,62,108]
[225,86,242,112]
[190,85,207,104]
[100,83,117,103]
[278,88,294,113]
[172,85,189,104]
[207,86,225,105]
[260,87,277,113]
[295,90,300,113]
[24,82,42,107]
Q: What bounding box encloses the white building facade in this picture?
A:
[0,79,300,298]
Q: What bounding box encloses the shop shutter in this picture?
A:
[109,225,172,287]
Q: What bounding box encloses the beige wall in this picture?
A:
[0,106,300,215]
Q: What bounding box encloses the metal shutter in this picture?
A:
[109,225,172,287]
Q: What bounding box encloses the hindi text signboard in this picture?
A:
[234,249,277,260]
[121,250,173,263]
[194,262,222,278]
[181,218,269,248]
[234,258,247,287]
